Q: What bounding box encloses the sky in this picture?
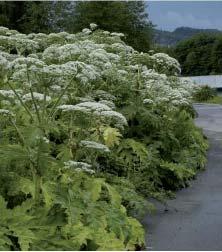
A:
[147,1,222,31]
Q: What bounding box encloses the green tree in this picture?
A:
[0,2,26,30]
[0,1,70,33]
[184,52,198,75]
[211,37,222,74]
[67,1,153,52]
[18,2,52,33]
[174,33,217,76]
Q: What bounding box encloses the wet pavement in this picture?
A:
[143,104,222,251]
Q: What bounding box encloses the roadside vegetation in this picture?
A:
[193,85,222,104]
[205,96,222,104]
[155,33,222,76]
[0,24,209,250]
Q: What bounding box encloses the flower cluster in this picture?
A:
[58,101,127,129]
[79,140,110,153]
[22,92,51,102]
[0,24,196,121]
[64,160,95,174]
[150,53,181,75]
[0,109,14,117]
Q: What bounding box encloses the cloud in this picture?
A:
[164,11,215,30]
[148,3,222,31]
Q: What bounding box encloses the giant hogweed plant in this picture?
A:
[0,24,208,250]
[0,73,145,250]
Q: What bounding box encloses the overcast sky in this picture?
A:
[148,1,222,31]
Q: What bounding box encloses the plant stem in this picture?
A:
[30,87,41,124]
[10,118,25,145]
[34,172,42,206]
[8,82,34,120]
[48,76,76,119]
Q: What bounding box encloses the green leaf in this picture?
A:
[41,182,56,208]
[18,177,35,196]
[15,228,37,251]
[103,127,122,148]
[104,182,121,206]
[126,217,145,250]
[85,178,104,202]
[93,229,125,251]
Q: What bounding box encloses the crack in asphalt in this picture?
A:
[143,104,222,251]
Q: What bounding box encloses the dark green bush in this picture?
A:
[193,85,216,102]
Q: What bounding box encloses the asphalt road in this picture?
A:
[143,104,222,251]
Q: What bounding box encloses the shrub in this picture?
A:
[193,85,216,102]
[0,24,208,250]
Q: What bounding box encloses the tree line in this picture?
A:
[155,33,222,76]
[0,1,153,52]
[2,1,221,76]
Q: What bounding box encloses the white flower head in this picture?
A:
[0,90,17,99]
[103,31,110,35]
[111,32,124,37]
[0,109,14,117]
[82,28,92,35]
[58,101,127,129]
[143,99,153,105]
[90,23,98,30]
[22,92,51,102]
[64,160,95,174]
[80,140,110,153]
[36,136,50,144]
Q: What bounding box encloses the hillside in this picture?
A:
[154,27,222,46]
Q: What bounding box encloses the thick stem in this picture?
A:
[42,87,47,121]
[34,172,42,206]
[30,87,41,124]
[48,76,76,119]
[10,118,25,145]
[8,82,34,120]
[68,114,74,159]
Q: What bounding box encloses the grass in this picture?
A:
[204,95,222,104]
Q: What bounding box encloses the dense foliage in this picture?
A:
[0,25,208,250]
[174,33,222,76]
[68,1,153,52]
[193,85,216,102]
[0,1,153,52]
[0,1,67,33]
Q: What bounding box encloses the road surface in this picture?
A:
[144,104,222,250]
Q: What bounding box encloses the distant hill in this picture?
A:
[154,27,222,46]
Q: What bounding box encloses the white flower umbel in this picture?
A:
[57,105,77,112]
[82,28,92,35]
[111,32,124,37]
[90,23,98,30]
[58,101,127,128]
[64,160,92,169]
[36,136,50,144]
[50,85,62,92]
[0,55,9,79]
[0,26,10,36]
[143,99,154,105]
[64,160,95,174]
[103,31,110,35]
[0,89,18,99]
[80,140,110,153]
[0,109,14,117]
[99,100,116,109]
[151,53,181,75]
[100,110,128,128]
[58,102,110,113]
[92,90,116,102]
[9,57,46,71]
[22,92,51,102]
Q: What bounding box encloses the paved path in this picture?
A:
[143,104,222,250]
